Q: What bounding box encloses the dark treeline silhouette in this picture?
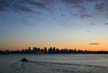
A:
[0,47,108,54]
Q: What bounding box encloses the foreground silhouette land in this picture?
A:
[0,47,108,54]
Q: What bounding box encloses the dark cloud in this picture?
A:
[62,0,93,18]
[14,6,33,13]
[90,23,96,26]
[86,30,91,32]
[79,5,86,12]
[95,2,107,12]
[0,0,10,11]
[89,43,100,45]
[62,0,108,17]
[63,0,98,5]
[79,6,91,18]
[104,23,108,25]
[63,0,84,5]
[86,0,97,2]
[1,0,108,17]
[80,14,91,18]
[28,0,48,9]
[0,0,50,13]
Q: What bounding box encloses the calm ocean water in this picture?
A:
[0,54,108,73]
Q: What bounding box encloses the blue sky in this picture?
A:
[0,0,108,50]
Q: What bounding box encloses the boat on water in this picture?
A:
[20,57,28,62]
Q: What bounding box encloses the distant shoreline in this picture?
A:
[0,51,108,54]
[0,47,108,54]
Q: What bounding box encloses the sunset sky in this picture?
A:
[0,0,108,51]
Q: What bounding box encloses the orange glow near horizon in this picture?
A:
[0,41,108,51]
